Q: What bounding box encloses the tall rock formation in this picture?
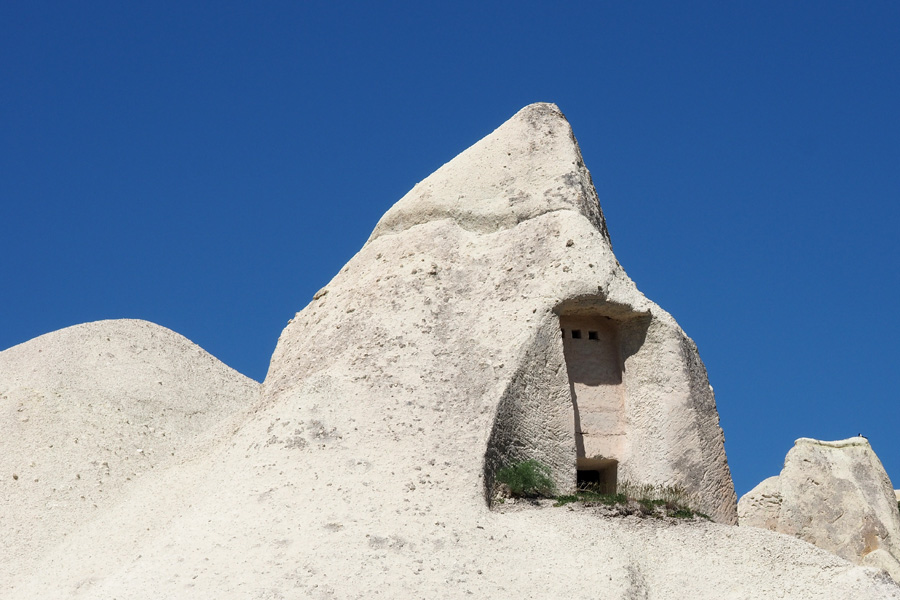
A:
[266,102,737,523]
[7,105,900,599]
[740,437,900,581]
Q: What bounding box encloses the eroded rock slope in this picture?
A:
[0,319,259,587]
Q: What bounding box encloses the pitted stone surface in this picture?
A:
[368,103,609,242]
[268,103,738,524]
[740,437,900,582]
[0,319,259,586]
[6,106,900,599]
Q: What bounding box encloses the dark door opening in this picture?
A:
[576,458,617,494]
[577,469,600,487]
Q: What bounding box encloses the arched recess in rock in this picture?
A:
[482,297,649,505]
[558,299,650,494]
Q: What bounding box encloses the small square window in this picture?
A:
[588,331,599,340]
[572,329,582,339]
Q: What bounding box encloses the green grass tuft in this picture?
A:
[495,460,555,498]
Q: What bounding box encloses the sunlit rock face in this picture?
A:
[9,105,900,600]
[740,437,900,581]
[267,102,738,523]
[0,319,259,587]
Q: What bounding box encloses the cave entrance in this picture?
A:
[576,457,618,494]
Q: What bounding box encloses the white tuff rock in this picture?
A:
[0,319,259,587]
[6,105,900,599]
[740,437,900,581]
[268,101,738,523]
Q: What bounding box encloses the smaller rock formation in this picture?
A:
[0,319,259,586]
[739,437,900,581]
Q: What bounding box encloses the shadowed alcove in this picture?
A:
[483,298,649,505]
[559,313,625,491]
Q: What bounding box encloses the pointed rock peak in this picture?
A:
[368,103,610,244]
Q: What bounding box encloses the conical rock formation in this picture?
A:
[266,102,737,523]
[740,437,900,581]
[369,102,609,241]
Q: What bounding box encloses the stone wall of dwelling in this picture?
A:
[483,317,574,503]
[483,297,737,524]
[559,314,627,465]
[616,314,737,524]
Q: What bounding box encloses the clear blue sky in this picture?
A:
[2,2,898,497]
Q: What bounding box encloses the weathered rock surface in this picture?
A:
[6,105,900,599]
[269,101,738,524]
[739,437,900,581]
[0,319,259,587]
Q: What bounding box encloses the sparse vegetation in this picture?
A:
[492,464,709,520]
[555,480,709,520]
[617,480,697,508]
[554,490,626,507]
[494,459,555,498]
[672,507,700,519]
